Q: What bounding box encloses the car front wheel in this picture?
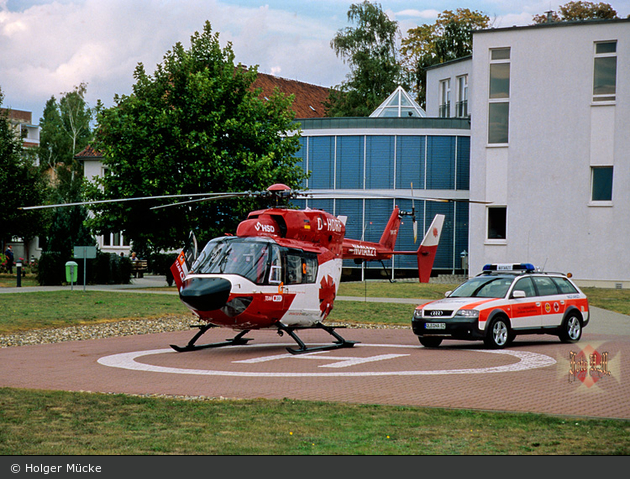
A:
[484,317,511,349]
[559,313,582,343]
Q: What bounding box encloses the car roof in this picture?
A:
[478,263,569,279]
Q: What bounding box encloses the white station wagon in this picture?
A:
[412,263,590,348]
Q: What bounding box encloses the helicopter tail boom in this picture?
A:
[378,206,402,251]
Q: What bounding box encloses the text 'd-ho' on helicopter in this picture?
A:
[21,183,484,354]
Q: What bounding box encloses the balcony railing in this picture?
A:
[456,100,469,118]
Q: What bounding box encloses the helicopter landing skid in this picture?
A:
[170,324,252,352]
[277,322,359,355]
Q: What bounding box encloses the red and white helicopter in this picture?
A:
[22,183,454,354]
[167,184,445,354]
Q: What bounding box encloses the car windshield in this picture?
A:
[449,275,515,298]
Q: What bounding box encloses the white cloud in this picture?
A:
[395,9,440,20]
[0,0,349,121]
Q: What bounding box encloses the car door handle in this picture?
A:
[536,302,541,306]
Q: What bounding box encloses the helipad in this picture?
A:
[1,326,628,419]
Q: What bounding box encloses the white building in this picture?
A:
[426,57,472,120]
[428,18,630,287]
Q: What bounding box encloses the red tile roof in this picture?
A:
[252,73,330,118]
[75,144,102,158]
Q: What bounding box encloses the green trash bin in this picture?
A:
[65,261,78,283]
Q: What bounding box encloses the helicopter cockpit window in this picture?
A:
[284,249,318,285]
[192,238,279,285]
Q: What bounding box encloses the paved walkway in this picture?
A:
[1,276,629,419]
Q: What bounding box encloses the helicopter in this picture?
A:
[166,183,445,354]
[20,183,463,355]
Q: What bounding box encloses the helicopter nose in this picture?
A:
[179,277,231,311]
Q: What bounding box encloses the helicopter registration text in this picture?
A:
[317,217,344,233]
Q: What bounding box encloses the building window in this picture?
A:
[456,75,468,118]
[488,47,510,144]
[593,41,616,102]
[439,79,451,118]
[102,232,130,247]
[591,166,613,202]
[487,206,507,240]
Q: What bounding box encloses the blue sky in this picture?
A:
[1,0,629,122]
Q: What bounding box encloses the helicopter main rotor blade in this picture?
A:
[302,189,489,204]
[18,191,254,211]
[150,193,252,210]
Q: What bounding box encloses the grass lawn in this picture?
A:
[1,388,628,455]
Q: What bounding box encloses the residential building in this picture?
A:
[1,108,40,263]
[427,18,630,286]
[0,108,40,151]
[426,57,472,120]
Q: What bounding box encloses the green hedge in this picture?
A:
[37,251,132,286]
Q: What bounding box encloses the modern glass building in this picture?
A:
[290,92,471,280]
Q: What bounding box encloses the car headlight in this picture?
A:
[413,309,423,319]
[455,309,480,318]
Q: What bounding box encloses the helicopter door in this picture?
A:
[280,249,320,326]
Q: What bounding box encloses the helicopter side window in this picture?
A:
[286,254,302,284]
[303,255,317,283]
[284,249,318,285]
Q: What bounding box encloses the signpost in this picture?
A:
[73,246,97,292]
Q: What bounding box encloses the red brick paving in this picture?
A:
[1,327,628,419]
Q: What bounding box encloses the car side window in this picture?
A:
[532,276,560,296]
[551,277,579,294]
[513,277,536,297]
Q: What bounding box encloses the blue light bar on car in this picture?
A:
[482,263,535,272]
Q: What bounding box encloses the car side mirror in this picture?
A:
[445,291,452,297]
[512,290,526,299]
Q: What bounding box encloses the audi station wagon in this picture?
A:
[412,263,590,348]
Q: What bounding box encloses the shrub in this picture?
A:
[149,252,178,287]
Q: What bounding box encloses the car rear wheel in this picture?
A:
[484,317,511,349]
[559,313,582,343]
[419,337,443,348]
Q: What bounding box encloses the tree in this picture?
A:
[87,21,306,254]
[532,1,619,23]
[38,83,93,201]
[326,1,405,117]
[0,88,48,249]
[401,9,490,108]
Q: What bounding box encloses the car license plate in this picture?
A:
[425,322,446,330]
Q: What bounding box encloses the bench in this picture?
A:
[131,260,148,278]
